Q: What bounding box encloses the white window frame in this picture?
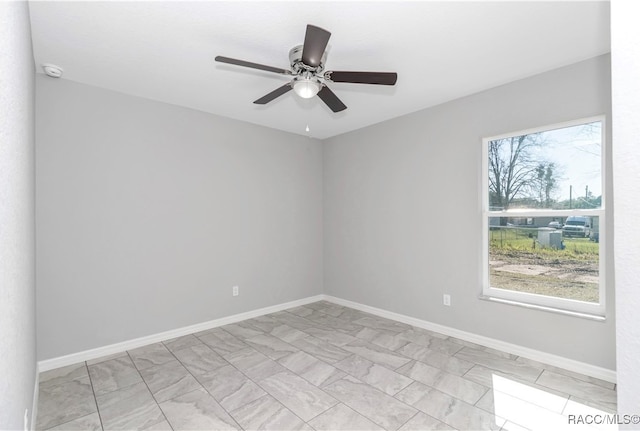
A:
[481,116,606,317]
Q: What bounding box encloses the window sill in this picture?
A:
[479,295,606,322]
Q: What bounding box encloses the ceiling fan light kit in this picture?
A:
[293,76,322,99]
[215,24,397,113]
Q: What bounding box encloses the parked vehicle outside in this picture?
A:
[562,216,592,238]
[548,221,562,229]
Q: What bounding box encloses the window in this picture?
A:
[482,117,605,317]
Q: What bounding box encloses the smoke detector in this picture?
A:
[42,64,63,78]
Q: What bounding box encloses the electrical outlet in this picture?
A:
[443,294,451,306]
[232,285,239,297]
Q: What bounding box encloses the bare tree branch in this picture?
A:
[488,132,551,209]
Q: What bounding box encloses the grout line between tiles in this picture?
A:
[396,409,421,431]
[126,350,175,431]
[559,395,571,416]
[85,361,105,431]
[533,366,545,383]
[192,365,252,430]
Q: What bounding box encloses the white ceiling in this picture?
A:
[29,1,610,140]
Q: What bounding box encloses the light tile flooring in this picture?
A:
[37,301,617,430]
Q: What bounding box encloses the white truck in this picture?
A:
[562,216,592,238]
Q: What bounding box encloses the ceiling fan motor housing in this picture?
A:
[289,45,327,75]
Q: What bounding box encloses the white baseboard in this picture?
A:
[324,295,617,384]
[38,293,616,384]
[38,295,324,372]
[30,364,39,431]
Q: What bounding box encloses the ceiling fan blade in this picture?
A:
[325,71,398,85]
[215,56,291,75]
[253,83,293,105]
[301,25,331,67]
[317,85,347,113]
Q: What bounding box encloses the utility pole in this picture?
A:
[569,185,573,209]
[585,185,589,199]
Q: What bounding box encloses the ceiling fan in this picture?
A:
[215,24,398,113]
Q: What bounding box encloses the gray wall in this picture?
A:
[612,0,640,422]
[323,55,615,369]
[0,1,37,429]
[36,54,616,371]
[36,77,323,360]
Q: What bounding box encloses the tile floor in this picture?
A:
[36,301,617,430]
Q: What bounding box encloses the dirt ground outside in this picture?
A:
[489,230,599,303]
